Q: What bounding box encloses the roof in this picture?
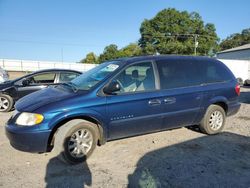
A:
[11,68,82,82]
[218,43,250,54]
[34,68,81,74]
[115,55,214,64]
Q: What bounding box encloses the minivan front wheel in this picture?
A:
[53,119,98,164]
[199,105,226,135]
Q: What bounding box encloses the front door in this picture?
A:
[16,72,57,99]
[106,61,163,140]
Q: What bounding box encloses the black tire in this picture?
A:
[244,79,250,86]
[236,78,243,86]
[199,105,226,135]
[53,119,98,165]
[0,94,13,112]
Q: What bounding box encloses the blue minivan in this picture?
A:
[5,56,241,164]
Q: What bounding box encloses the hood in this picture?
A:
[15,86,76,112]
[0,80,13,91]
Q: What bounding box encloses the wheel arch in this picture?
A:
[208,96,228,114]
[213,101,228,114]
[47,115,106,151]
[207,96,228,114]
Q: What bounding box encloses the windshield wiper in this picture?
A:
[62,82,78,92]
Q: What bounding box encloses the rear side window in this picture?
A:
[156,58,233,90]
[198,59,232,84]
[59,72,80,83]
[156,59,202,89]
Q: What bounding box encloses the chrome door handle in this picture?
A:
[164,97,176,104]
[148,99,161,106]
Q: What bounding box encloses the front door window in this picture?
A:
[114,62,156,94]
[28,73,56,85]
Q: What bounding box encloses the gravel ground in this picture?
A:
[8,71,26,80]
[0,88,250,188]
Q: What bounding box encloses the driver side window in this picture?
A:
[114,62,156,94]
[26,72,56,85]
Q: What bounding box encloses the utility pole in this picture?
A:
[194,34,199,56]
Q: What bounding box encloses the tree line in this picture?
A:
[80,8,250,64]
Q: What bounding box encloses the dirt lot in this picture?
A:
[0,88,250,188]
[8,71,27,80]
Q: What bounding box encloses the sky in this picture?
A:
[0,0,249,62]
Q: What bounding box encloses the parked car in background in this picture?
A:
[0,66,9,83]
[5,56,240,164]
[0,69,81,112]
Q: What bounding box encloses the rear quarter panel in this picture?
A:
[194,80,239,124]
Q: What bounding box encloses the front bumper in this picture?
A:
[5,123,51,153]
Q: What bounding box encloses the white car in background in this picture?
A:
[0,67,9,83]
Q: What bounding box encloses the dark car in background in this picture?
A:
[0,66,9,83]
[0,69,81,112]
[5,56,240,164]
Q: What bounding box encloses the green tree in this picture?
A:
[80,52,98,64]
[139,8,219,56]
[118,43,142,57]
[98,44,119,63]
[220,28,250,51]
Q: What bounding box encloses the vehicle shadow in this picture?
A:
[239,91,250,104]
[45,154,92,188]
[128,132,250,188]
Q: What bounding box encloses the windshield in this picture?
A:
[70,61,121,90]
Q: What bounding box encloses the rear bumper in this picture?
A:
[227,102,241,116]
[5,124,51,153]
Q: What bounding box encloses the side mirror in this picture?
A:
[22,79,30,86]
[103,81,121,95]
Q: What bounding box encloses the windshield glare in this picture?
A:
[71,61,120,90]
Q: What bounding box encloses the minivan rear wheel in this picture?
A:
[199,105,226,135]
[53,119,98,164]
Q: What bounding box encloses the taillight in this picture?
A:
[235,84,240,96]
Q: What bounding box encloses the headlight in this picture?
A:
[16,112,44,126]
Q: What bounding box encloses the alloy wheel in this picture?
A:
[0,97,9,111]
[68,129,93,158]
[209,110,223,131]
